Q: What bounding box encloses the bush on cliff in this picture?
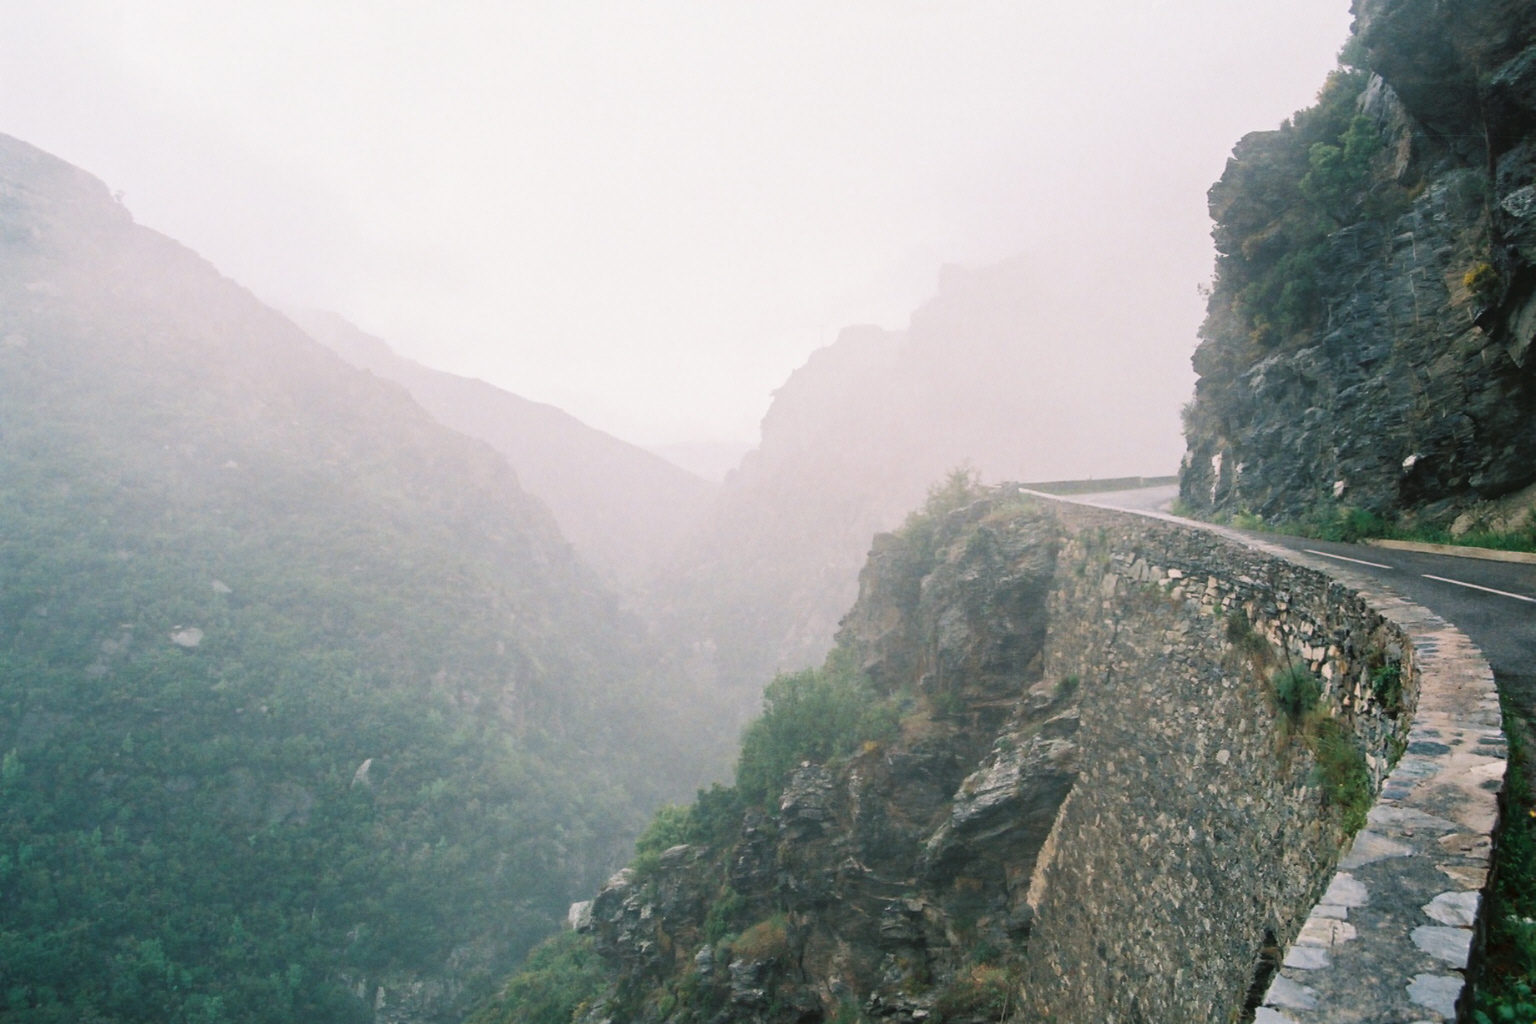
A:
[1219,62,1377,350]
[736,656,900,807]
[731,915,791,963]
[932,964,1014,1023]
[462,932,605,1024]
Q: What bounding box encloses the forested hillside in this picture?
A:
[289,310,716,590]
[0,134,719,1023]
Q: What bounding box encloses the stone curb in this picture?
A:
[1022,490,1506,1023]
[1363,537,1536,565]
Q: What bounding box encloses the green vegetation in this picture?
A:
[1273,664,1323,724]
[1311,718,1373,832]
[702,887,746,945]
[1466,261,1504,306]
[0,174,716,1022]
[736,656,901,807]
[1473,713,1536,1022]
[731,915,791,963]
[463,933,606,1024]
[1226,609,1273,670]
[474,472,1029,1024]
[931,965,1014,1022]
[1201,499,1536,555]
[915,465,988,520]
[1370,663,1404,714]
[1268,663,1372,831]
[1213,62,1383,351]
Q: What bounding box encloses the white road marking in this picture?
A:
[1421,574,1536,604]
[1304,549,1394,570]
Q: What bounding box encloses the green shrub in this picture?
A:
[1370,663,1403,713]
[703,887,746,945]
[1273,665,1322,723]
[1472,712,1536,1014]
[736,661,899,807]
[1221,66,1376,348]
[1466,262,1503,306]
[1288,502,1390,543]
[932,965,1013,1022]
[1192,501,1536,555]
[1225,609,1252,642]
[465,932,605,1024]
[1474,980,1536,1024]
[687,783,745,848]
[635,803,693,856]
[1299,115,1382,221]
[831,996,864,1024]
[731,915,790,963]
[1311,718,1372,832]
[920,465,985,520]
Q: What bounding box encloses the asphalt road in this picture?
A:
[1071,484,1536,708]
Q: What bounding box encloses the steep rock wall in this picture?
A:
[1180,0,1536,527]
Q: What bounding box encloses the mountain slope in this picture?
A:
[648,258,1181,700]
[288,309,716,589]
[0,134,704,1024]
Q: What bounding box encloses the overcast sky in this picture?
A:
[0,1,1353,448]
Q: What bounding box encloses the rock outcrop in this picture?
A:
[586,498,1075,1023]
[1180,0,1536,529]
[562,492,1414,1024]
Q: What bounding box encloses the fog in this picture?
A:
[0,0,1352,450]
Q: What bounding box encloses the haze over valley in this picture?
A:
[4,2,1536,1023]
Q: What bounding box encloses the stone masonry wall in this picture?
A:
[1017,498,1419,1023]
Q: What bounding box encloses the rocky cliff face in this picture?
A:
[1180,0,1536,529]
[561,493,1406,1024]
[587,497,1076,1023]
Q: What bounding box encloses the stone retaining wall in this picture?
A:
[1017,494,1502,1023]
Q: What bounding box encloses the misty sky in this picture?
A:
[0,1,1353,450]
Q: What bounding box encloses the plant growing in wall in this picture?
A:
[1227,609,1274,673]
[1369,662,1404,716]
[1269,663,1373,831]
[1273,664,1323,724]
[1311,719,1373,832]
[1465,261,1503,307]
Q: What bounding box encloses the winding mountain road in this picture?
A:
[1074,484,1536,708]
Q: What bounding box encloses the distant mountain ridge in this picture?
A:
[289,309,717,588]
